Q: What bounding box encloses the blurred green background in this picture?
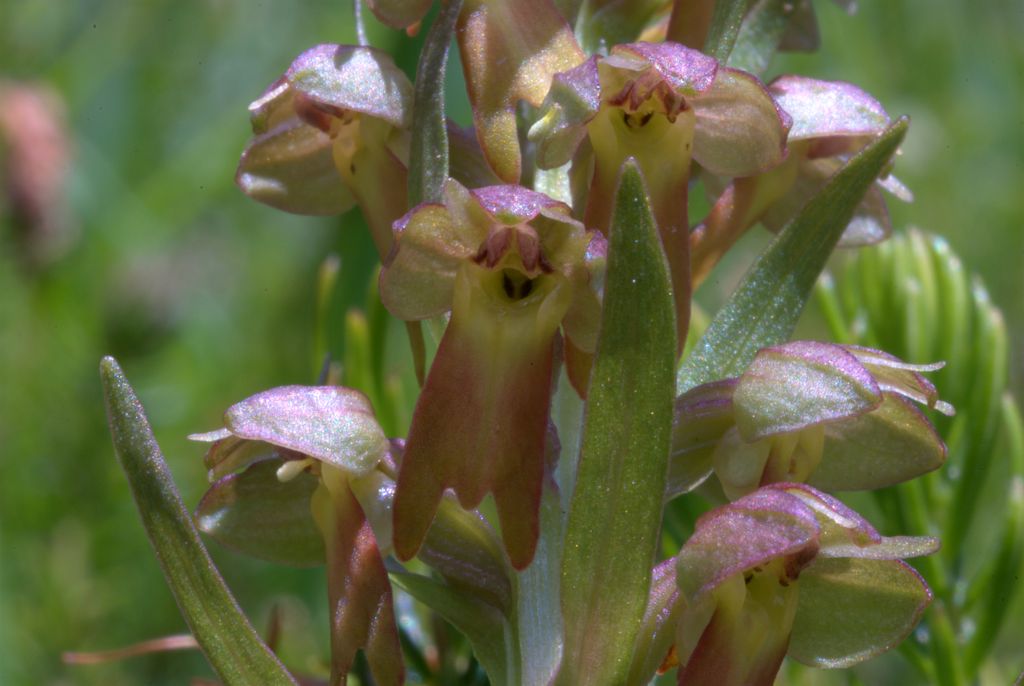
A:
[0,0,1020,684]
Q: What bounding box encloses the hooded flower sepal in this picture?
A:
[529,42,790,352]
[673,483,936,685]
[380,181,601,569]
[667,341,953,499]
[236,44,413,257]
[691,76,911,286]
[189,385,403,686]
[457,0,585,183]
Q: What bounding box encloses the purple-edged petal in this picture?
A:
[608,42,719,96]
[236,118,356,215]
[789,557,933,668]
[676,488,819,604]
[769,76,889,143]
[758,157,893,246]
[734,341,882,441]
[365,0,433,29]
[196,458,324,567]
[628,558,683,686]
[811,393,947,491]
[692,67,791,177]
[284,45,412,129]
[224,385,388,475]
[845,346,955,415]
[379,182,489,320]
[191,430,280,481]
[667,379,737,496]
[778,483,939,558]
[457,0,585,182]
[528,57,601,170]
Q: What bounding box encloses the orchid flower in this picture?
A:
[672,483,936,685]
[529,41,790,352]
[379,180,603,568]
[236,44,412,257]
[691,76,912,285]
[669,341,954,499]
[190,385,404,686]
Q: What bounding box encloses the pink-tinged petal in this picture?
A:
[667,379,737,497]
[676,488,819,604]
[471,184,573,224]
[196,458,324,567]
[528,57,601,170]
[774,483,879,540]
[734,341,882,441]
[609,42,719,96]
[775,483,939,559]
[392,263,572,569]
[236,118,356,215]
[457,0,585,182]
[844,346,955,415]
[758,157,893,247]
[769,76,889,142]
[789,557,933,668]
[810,393,947,491]
[191,431,279,481]
[285,45,412,129]
[628,558,684,686]
[379,182,489,321]
[692,67,791,177]
[365,0,433,29]
[224,386,388,475]
[313,477,404,686]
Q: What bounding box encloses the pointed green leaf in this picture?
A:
[965,394,1024,673]
[99,357,298,686]
[676,117,908,393]
[558,161,676,685]
[408,0,463,207]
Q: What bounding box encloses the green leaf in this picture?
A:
[704,0,753,62]
[964,394,1024,673]
[99,357,298,686]
[558,161,676,685]
[676,117,909,394]
[390,571,515,685]
[728,0,791,74]
[408,0,462,207]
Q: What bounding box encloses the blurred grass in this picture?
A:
[0,0,1020,684]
